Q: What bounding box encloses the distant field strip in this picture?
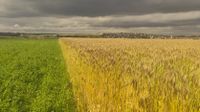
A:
[0,39,76,112]
[60,38,200,112]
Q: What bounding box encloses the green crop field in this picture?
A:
[0,39,76,112]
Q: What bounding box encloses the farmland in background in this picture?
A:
[0,39,76,112]
[60,38,200,112]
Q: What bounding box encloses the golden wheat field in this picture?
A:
[60,38,200,112]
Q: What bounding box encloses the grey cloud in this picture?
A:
[0,0,200,35]
[1,0,200,17]
[0,13,200,35]
[94,18,200,28]
[89,11,200,28]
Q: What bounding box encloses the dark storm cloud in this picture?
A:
[36,0,200,16]
[0,0,200,34]
[1,0,200,17]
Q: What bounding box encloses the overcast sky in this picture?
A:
[0,0,200,35]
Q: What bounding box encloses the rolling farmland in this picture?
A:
[0,39,76,112]
[60,38,200,112]
[0,38,200,112]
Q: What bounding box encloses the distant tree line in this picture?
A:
[0,32,58,39]
[0,32,200,39]
[101,33,200,39]
[0,32,21,36]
